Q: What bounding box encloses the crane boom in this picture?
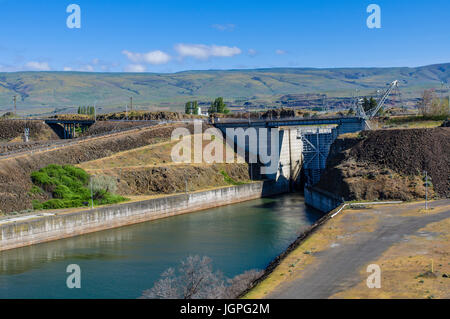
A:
[357,80,399,120]
[369,80,399,118]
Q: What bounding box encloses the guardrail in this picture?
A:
[330,201,404,218]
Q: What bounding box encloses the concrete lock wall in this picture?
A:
[304,186,343,213]
[221,126,303,185]
[276,128,302,185]
[0,181,283,252]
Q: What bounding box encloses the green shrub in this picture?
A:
[220,170,244,186]
[31,164,127,210]
[29,185,43,195]
[32,200,44,210]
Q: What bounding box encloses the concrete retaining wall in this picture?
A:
[304,186,343,213]
[0,181,282,252]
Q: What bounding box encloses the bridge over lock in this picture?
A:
[213,116,368,191]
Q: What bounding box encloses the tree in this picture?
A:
[141,256,226,299]
[362,97,370,112]
[209,97,229,114]
[91,175,118,200]
[78,105,93,115]
[362,97,377,112]
[417,89,449,116]
[185,101,199,115]
[222,269,263,298]
[369,97,377,110]
[418,89,435,115]
[192,101,199,115]
[140,255,262,299]
[185,102,192,115]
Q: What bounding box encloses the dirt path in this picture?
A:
[246,199,450,299]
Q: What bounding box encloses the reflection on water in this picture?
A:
[0,193,322,298]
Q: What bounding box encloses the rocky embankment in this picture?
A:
[0,123,193,213]
[0,122,250,214]
[96,111,201,121]
[0,119,58,142]
[315,127,450,201]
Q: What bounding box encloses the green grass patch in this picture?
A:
[220,170,245,186]
[31,164,127,210]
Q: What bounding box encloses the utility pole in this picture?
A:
[130,97,133,112]
[13,95,17,115]
[424,171,428,210]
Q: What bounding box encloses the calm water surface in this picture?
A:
[0,193,321,298]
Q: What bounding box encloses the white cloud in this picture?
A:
[24,61,51,71]
[248,49,258,57]
[61,58,118,72]
[0,64,18,72]
[79,64,94,72]
[211,24,236,31]
[122,50,171,65]
[124,64,146,72]
[175,44,241,60]
[275,49,287,55]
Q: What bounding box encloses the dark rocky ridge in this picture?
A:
[316,127,450,201]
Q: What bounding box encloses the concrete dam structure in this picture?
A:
[215,116,368,212]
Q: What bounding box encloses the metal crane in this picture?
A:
[357,80,400,120]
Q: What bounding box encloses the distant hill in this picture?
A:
[0,63,448,114]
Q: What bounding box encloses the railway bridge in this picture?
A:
[43,119,95,139]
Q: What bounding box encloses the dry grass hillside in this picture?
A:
[78,135,249,196]
[0,123,249,214]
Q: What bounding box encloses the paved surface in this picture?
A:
[269,199,450,299]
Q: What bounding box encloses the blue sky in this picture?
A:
[0,0,448,73]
